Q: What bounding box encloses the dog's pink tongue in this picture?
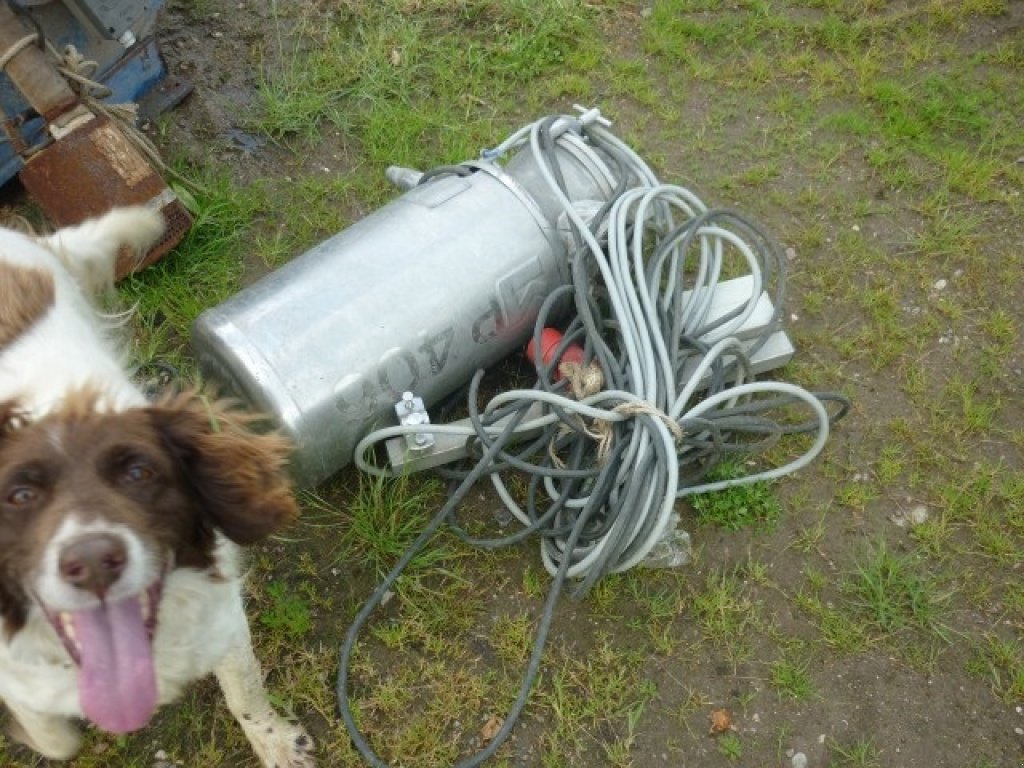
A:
[72,597,157,734]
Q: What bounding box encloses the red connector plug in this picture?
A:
[526,328,584,381]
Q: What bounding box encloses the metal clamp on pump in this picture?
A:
[394,392,434,452]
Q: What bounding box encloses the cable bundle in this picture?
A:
[340,109,850,767]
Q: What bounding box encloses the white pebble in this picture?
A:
[933,278,948,291]
[792,753,808,768]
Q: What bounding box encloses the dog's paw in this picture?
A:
[7,714,82,761]
[246,717,315,768]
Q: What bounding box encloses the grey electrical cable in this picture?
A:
[339,109,851,766]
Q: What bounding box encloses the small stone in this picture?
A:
[851,224,861,232]
[792,753,808,768]
[909,505,929,525]
[785,246,797,260]
[933,278,948,291]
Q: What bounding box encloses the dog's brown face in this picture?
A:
[0,392,297,733]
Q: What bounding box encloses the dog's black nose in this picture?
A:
[59,534,128,597]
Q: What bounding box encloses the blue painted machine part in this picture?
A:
[0,0,169,186]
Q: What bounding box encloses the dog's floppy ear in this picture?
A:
[147,392,298,544]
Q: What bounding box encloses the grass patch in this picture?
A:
[770,654,816,700]
[841,541,952,645]
[690,462,782,530]
[690,568,761,664]
[827,736,882,768]
[716,730,744,760]
[334,472,452,588]
[254,0,605,167]
[259,580,314,638]
[118,173,269,372]
[535,634,656,767]
[966,633,1024,704]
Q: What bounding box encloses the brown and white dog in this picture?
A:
[0,208,314,766]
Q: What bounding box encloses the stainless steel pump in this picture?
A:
[191,109,630,486]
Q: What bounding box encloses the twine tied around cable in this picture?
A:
[548,360,685,468]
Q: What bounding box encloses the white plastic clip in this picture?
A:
[572,104,613,128]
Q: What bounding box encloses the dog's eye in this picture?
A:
[6,486,37,506]
[120,462,155,485]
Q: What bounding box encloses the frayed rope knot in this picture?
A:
[559,360,604,400]
[548,359,684,467]
[587,401,684,464]
[610,401,685,443]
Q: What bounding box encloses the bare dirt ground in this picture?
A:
[2,1,1023,767]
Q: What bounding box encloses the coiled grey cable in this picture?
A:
[339,109,851,765]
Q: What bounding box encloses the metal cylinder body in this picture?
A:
[193,138,620,486]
